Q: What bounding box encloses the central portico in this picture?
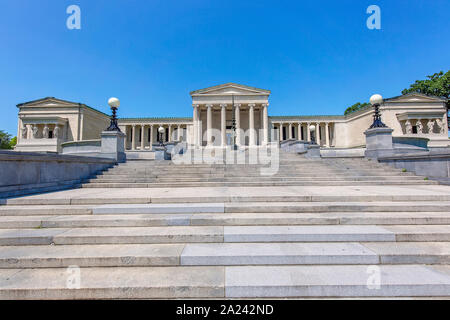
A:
[190,83,270,147]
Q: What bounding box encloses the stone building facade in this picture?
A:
[14,83,449,153]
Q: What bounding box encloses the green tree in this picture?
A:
[9,136,17,148]
[344,102,370,115]
[0,130,13,149]
[402,70,449,105]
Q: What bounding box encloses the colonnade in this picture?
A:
[192,103,269,147]
[123,123,188,151]
[272,122,334,147]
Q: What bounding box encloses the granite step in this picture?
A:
[0,266,224,299]
[3,211,450,229]
[1,212,450,229]
[82,180,438,188]
[224,265,450,298]
[1,225,450,246]
[1,242,449,269]
[0,265,449,299]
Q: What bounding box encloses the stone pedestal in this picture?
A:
[305,144,321,158]
[364,127,394,159]
[101,131,126,162]
[154,146,171,161]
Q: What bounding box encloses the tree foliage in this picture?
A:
[0,130,14,149]
[344,102,370,116]
[402,70,449,103]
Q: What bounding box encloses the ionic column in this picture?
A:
[315,122,320,144]
[307,122,311,141]
[288,123,293,140]
[298,123,302,140]
[278,123,283,141]
[235,104,241,147]
[249,104,255,146]
[262,104,269,145]
[131,125,136,150]
[177,124,181,141]
[325,122,330,147]
[140,125,145,150]
[149,125,153,150]
[206,104,213,146]
[168,124,172,142]
[220,104,227,147]
[193,105,199,147]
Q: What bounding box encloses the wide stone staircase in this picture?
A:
[0,151,450,299]
[83,152,436,188]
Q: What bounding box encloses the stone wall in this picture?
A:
[378,153,450,181]
[0,151,116,198]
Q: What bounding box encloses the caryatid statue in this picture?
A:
[436,118,445,134]
[405,120,412,134]
[21,126,28,139]
[43,126,50,139]
[427,120,435,134]
[54,125,61,139]
[416,119,423,134]
[32,126,39,139]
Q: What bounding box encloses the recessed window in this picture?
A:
[412,126,418,134]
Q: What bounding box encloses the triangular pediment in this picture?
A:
[190,83,271,96]
[385,93,447,103]
[17,97,81,108]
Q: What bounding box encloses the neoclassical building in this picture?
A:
[14,83,449,153]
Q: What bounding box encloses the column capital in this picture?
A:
[220,103,228,108]
[248,103,256,108]
[235,103,241,108]
[261,103,269,108]
[192,104,199,108]
[206,104,213,108]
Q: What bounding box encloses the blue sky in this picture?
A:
[0,0,449,135]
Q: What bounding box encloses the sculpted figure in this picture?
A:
[21,126,28,139]
[416,120,423,134]
[32,126,39,139]
[405,120,412,134]
[54,126,61,139]
[427,120,435,134]
[436,118,445,134]
[43,126,49,139]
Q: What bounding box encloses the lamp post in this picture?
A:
[309,124,316,144]
[106,97,121,132]
[369,94,387,129]
[158,126,165,146]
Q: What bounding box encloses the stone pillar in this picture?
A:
[149,125,153,151]
[177,124,181,141]
[249,104,255,146]
[307,122,311,142]
[298,123,302,141]
[279,123,283,141]
[193,105,199,147]
[131,125,136,150]
[101,131,126,162]
[235,104,241,147]
[315,122,320,144]
[206,104,213,146]
[364,127,394,159]
[325,122,330,147]
[288,123,293,139]
[220,104,227,147]
[262,104,269,145]
[140,125,145,150]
